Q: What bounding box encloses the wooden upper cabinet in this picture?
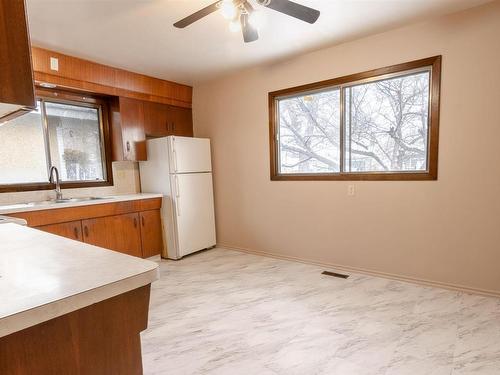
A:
[140,210,163,258]
[112,97,194,161]
[110,97,147,161]
[119,97,146,161]
[36,221,83,242]
[143,101,193,138]
[82,213,143,258]
[0,0,35,119]
[168,105,193,137]
[143,101,169,137]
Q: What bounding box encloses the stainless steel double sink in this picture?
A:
[26,196,108,206]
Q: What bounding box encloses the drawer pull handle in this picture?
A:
[84,226,89,237]
[141,216,145,226]
[126,141,131,152]
[74,227,78,239]
[134,217,137,228]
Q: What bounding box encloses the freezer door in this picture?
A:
[169,136,212,173]
[172,172,216,257]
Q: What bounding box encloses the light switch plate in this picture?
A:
[50,57,59,71]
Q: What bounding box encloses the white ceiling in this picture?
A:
[26,0,490,85]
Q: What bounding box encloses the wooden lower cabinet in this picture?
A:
[37,220,83,242]
[24,198,163,259]
[0,285,151,375]
[82,213,143,258]
[140,210,162,258]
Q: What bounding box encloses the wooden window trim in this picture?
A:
[268,56,441,181]
[0,87,114,193]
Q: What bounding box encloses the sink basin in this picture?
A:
[27,197,109,206]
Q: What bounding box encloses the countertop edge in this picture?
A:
[0,193,164,215]
[0,266,159,338]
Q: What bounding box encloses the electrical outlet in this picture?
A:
[347,185,356,196]
[50,57,59,71]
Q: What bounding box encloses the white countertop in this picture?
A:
[0,224,159,338]
[0,193,163,215]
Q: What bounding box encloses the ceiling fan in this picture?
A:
[173,0,320,43]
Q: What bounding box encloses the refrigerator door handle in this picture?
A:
[173,150,178,172]
[175,175,181,216]
[175,175,180,198]
[171,138,178,173]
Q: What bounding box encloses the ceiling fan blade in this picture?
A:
[173,1,220,28]
[240,13,259,43]
[264,0,320,24]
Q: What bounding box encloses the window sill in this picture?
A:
[270,171,437,181]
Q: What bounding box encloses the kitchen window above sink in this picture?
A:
[0,89,113,193]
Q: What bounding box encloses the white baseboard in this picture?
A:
[218,243,500,298]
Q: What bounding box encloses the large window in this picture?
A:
[269,56,441,180]
[0,91,112,191]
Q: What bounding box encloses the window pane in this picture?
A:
[45,102,105,182]
[278,89,341,174]
[344,71,430,172]
[0,102,48,184]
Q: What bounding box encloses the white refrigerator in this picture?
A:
[139,136,216,259]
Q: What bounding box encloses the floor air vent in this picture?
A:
[322,271,349,279]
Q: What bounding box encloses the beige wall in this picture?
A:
[193,1,500,294]
[0,161,140,205]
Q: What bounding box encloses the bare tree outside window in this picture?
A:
[345,72,430,172]
[270,57,440,181]
[278,89,340,174]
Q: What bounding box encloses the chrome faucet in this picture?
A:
[49,166,63,201]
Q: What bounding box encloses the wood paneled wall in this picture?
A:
[31,46,192,108]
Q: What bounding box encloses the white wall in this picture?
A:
[193,1,500,294]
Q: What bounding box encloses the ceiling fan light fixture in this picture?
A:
[248,10,263,28]
[220,0,238,20]
[229,19,241,32]
[173,0,320,43]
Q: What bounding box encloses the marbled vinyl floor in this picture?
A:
[141,248,500,375]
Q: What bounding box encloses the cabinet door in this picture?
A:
[119,97,147,161]
[36,220,83,242]
[143,101,170,137]
[82,213,143,257]
[140,210,163,258]
[0,0,35,110]
[168,106,193,137]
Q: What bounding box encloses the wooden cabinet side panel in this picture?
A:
[0,285,151,375]
[108,96,125,161]
[0,0,35,107]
